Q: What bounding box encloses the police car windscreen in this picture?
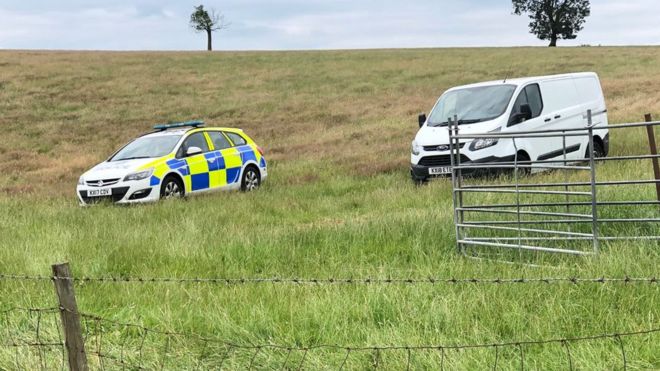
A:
[428,85,516,127]
[111,135,182,161]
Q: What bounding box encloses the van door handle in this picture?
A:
[554,115,561,119]
[544,118,551,123]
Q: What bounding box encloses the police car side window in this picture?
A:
[226,132,247,146]
[177,133,209,157]
[208,132,231,150]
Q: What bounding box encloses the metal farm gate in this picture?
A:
[448,110,660,257]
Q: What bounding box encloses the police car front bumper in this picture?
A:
[77,177,160,205]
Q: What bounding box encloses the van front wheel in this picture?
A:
[514,152,531,176]
[585,141,606,160]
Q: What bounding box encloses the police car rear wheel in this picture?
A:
[160,177,184,199]
[241,167,260,192]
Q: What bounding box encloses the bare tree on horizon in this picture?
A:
[513,0,591,47]
[190,5,229,51]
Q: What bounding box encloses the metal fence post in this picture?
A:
[52,262,89,371]
[449,117,463,253]
[454,115,467,254]
[587,110,600,254]
[644,114,660,204]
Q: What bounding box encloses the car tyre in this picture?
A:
[160,176,184,199]
[241,166,261,192]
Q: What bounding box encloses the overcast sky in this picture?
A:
[0,1,658,50]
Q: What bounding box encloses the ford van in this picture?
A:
[411,72,609,181]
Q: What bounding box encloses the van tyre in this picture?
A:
[160,176,184,199]
[515,152,531,176]
[586,141,606,160]
[241,166,261,192]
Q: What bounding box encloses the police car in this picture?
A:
[77,121,267,205]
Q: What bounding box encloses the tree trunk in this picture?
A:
[549,35,558,47]
[206,29,212,51]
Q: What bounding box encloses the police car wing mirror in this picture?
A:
[186,146,203,157]
[418,113,427,128]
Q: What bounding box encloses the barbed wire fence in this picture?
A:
[1,307,66,370]
[3,305,659,370]
[1,263,659,370]
[1,274,658,286]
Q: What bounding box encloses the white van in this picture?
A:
[410,72,609,181]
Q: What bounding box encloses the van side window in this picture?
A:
[509,84,543,126]
[525,84,543,117]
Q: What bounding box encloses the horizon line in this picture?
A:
[2,44,659,53]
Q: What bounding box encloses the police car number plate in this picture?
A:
[429,166,451,175]
[88,189,111,197]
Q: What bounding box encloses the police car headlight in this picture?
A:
[124,168,154,182]
[411,140,422,156]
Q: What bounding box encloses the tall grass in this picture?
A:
[0,47,659,369]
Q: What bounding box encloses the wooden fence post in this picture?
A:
[644,114,660,203]
[52,262,89,371]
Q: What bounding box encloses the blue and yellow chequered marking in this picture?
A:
[139,142,265,194]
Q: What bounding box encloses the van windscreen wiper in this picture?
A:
[457,119,482,125]
[429,119,483,127]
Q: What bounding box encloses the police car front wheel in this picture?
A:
[241,166,261,192]
[160,176,184,199]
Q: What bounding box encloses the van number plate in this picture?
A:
[88,189,111,197]
[429,166,452,175]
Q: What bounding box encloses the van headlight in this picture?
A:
[123,168,154,182]
[469,128,501,151]
[411,140,422,156]
[78,177,85,185]
[470,138,499,151]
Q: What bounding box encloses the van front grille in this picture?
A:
[418,155,470,167]
[423,143,465,152]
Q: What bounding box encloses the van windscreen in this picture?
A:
[428,85,516,127]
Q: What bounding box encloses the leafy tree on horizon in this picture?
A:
[512,0,591,47]
[190,5,229,51]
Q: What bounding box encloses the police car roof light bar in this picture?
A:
[153,120,205,131]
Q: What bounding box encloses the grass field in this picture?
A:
[0,47,659,369]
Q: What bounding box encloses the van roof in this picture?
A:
[448,72,599,91]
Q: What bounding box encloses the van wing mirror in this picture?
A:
[520,104,533,121]
[418,113,427,128]
[509,104,533,125]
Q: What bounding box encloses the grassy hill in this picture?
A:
[0,47,658,369]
